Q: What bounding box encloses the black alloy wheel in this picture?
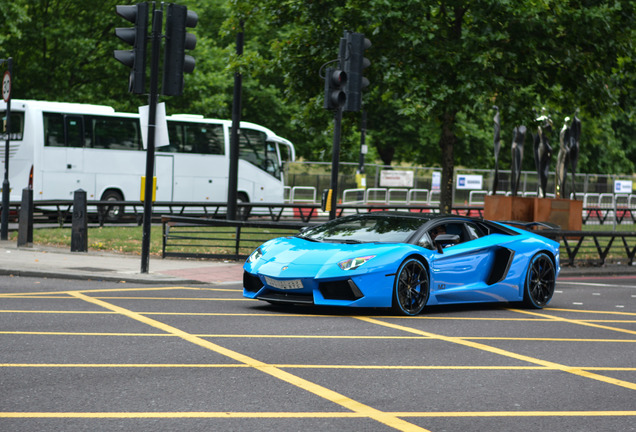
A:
[523,252,556,308]
[392,258,429,316]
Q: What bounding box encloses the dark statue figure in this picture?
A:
[555,117,571,198]
[510,125,526,196]
[568,114,581,200]
[533,111,553,198]
[491,106,501,194]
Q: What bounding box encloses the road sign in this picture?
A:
[2,70,10,102]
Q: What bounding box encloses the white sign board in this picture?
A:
[614,180,633,194]
[431,171,441,191]
[380,170,414,188]
[139,103,170,149]
[456,174,483,190]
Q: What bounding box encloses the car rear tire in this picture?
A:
[392,258,429,316]
[522,252,556,308]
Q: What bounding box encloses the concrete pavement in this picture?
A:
[0,240,634,287]
[0,240,244,285]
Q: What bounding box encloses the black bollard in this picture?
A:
[17,188,34,247]
[71,189,88,252]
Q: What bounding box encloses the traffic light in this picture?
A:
[343,32,371,112]
[114,3,149,95]
[162,3,198,96]
[324,67,347,110]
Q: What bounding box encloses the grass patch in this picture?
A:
[9,224,297,258]
[10,226,163,256]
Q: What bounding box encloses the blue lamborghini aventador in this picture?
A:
[243,212,560,316]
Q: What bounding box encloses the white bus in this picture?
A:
[0,100,295,220]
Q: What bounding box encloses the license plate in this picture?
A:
[264,277,303,290]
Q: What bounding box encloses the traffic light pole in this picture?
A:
[1,57,12,241]
[140,7,162,274]
[328,106,343,220]
[358,110,367,174]
[227,21,244,221]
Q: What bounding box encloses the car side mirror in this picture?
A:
[435,234,460,253]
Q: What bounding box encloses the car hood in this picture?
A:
[246,236,405,278]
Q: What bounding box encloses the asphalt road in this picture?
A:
[1,275,634,432]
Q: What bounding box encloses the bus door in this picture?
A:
[155,154,174,201]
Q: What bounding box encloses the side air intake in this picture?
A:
[486,247,515,285]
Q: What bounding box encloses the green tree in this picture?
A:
[264,0,635,210]
[2,0,634,209]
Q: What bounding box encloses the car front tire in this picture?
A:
[392,258,429,316]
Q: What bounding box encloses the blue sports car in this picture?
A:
[243,212,560,315]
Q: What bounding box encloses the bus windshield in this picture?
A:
[231,127,285,180]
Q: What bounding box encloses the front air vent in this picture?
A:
[243,271,263,292]
[319,279,364,301]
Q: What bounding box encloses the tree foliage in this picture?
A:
[1,0,634,209]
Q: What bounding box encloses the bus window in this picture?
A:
[166,122,184,153]
[0,111,24,141]
[89,115,140,150]
[44,113,65,147]
[66,116,84,148]
[44,113,85,148]
[183,122,224,155]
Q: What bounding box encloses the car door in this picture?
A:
[428,222,518,303]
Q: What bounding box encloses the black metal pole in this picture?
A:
[1,57,13,241]
[328,106,343,220]
[227,21,244,221]
[358,110,366,174]
[141,8,162,274]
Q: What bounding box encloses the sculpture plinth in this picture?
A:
[484,195,582,231]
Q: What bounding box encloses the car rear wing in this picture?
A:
[500,220,560,230]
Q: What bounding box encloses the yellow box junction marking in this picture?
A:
[67,291,430,432]
[355,316,636,391]
[1,285,634,427]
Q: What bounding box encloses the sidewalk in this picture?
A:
[0,241,244,285]
[0,240,633,286]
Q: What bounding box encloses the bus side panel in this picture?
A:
[86,149,146,201]
[40,146,97,199]
[173,154,228,202]
[155,154,174,201]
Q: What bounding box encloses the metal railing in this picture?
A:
[161,214,636,266]
[162,216,307,260]
[3,197,635,227]
[538,230,636,266]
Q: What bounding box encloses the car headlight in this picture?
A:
[247,247,263,264]
[338,255,375,271]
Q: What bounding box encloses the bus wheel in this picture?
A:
[237,193,251,221]
[101,190,124,223]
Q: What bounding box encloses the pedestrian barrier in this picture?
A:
[161,215,636,266]
[162,216,306,260]
[538,229,636,266]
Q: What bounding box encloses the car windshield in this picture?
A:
[298,215,426,243]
